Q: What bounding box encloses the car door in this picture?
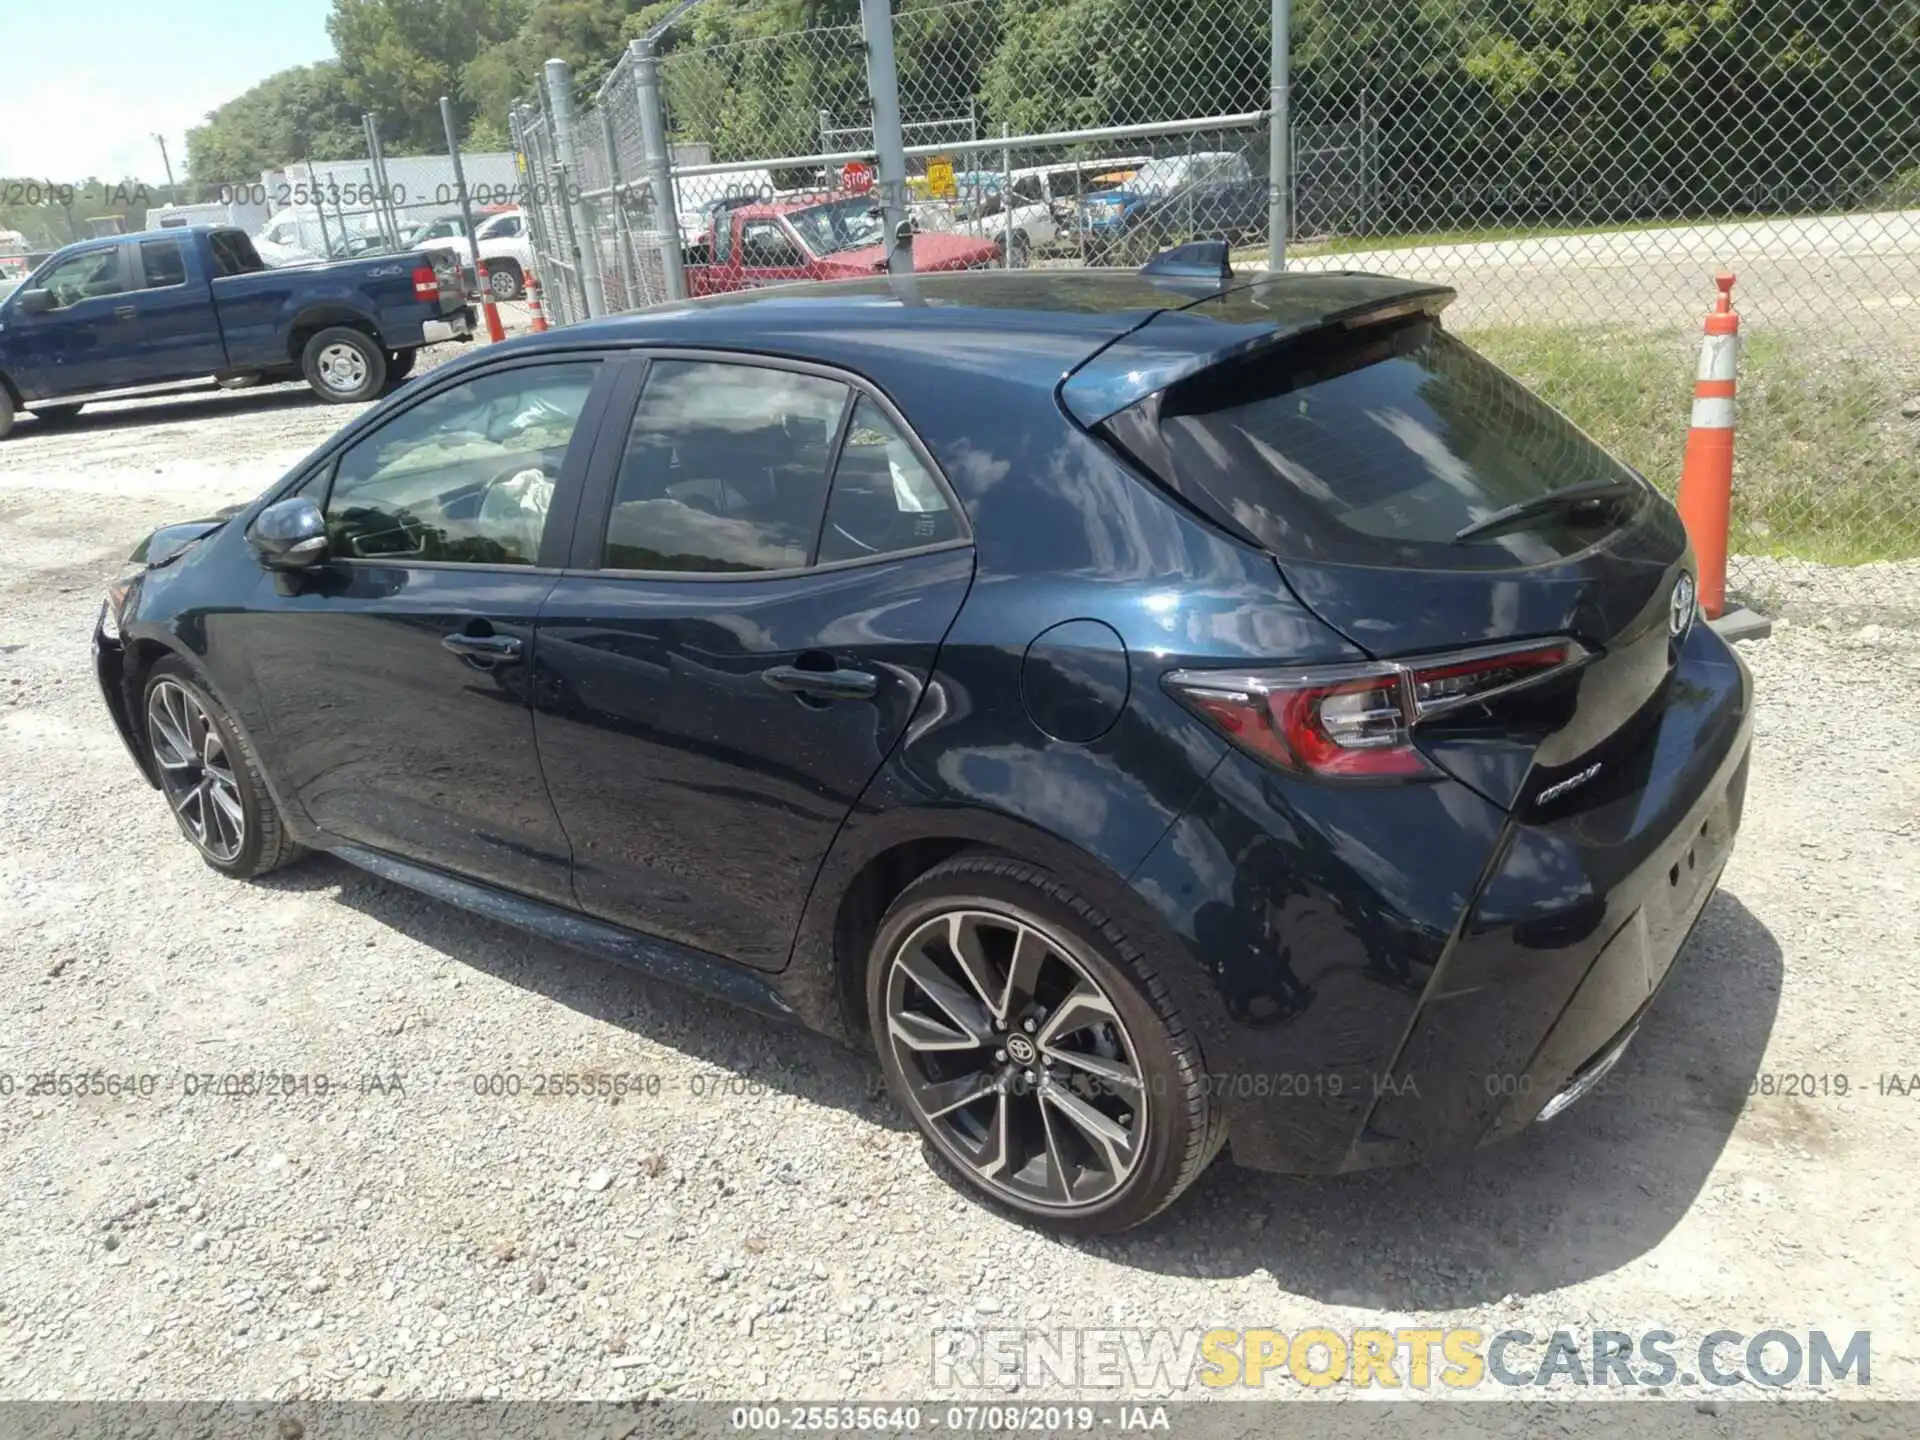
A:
[121,235,226,386]
[8,242,135,399]
[234,355,618,903]
[532,354,975,969]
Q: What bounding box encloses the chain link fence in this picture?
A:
[512,0,1920,578]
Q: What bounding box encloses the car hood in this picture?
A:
[131,503,244,567]
[821,232,1000,273]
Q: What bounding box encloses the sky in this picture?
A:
[0,0,335,183]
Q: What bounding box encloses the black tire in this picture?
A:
[1009,233,1032,269]
[485,259,524,300]
[142,657,304,880]
[385,348,418,385]
[0,387,14,441]
[866,851,1224,1235]
[29,402,83,424]
[300,326,387,404]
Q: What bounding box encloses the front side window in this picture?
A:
[603,361,847,573]
[325,363,598,564]
[38,249,125,308]
[739,221,806,269]
[815,397,960,564]
[139,240,187,289]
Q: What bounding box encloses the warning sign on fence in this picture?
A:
[925,158,956,199]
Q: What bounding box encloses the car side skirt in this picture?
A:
[326,842,800,1023]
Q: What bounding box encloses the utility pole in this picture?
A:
[153,134,178,202]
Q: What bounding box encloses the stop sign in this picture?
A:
[840,161,874,194]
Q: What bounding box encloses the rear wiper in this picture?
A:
[1452,478,1642,544]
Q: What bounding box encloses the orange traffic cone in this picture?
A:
[525,270,549,333]
[1676,274,1739,620]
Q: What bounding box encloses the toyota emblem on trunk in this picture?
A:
[1670,573,1697,638]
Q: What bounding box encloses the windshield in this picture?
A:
[785,197,885,256]
[1107,319,1649,568]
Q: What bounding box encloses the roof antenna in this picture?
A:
[1140,239,1232,286]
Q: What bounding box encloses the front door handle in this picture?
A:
[761,663,877,701]
[115,305,137,321]
[442,631,522,664]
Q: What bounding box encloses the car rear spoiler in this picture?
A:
[1060,263,1456,428]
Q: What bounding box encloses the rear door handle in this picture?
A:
[442,632,522,663]
[115,305,137,321]
[761,664,877,701]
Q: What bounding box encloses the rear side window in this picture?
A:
[815,398,961,564]
[604,361,847,573]
[1108,320,1646,568]
[139,240,186,288]
[208,231,262,276]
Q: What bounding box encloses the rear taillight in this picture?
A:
[412,265,440,301]
[1165,639,1585,781]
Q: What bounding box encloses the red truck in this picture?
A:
[684,195,1000,296]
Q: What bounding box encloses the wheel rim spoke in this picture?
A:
[1001,925,1046,1019]
[1043,1044,1141,1095]
[1037,984,1120,1050]
[914,1068,998,1121]
[1035,1089,1077,1203]
[1042,1078,1135,1178]
[946,913,1004,1021]
[896,944,993,1048]
[887,1008,978,1054]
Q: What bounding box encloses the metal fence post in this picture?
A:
[362,114,398,247]
[599,97,644,311]
[1001,123,1014,268]
[536,79,586,323]
[1267,0,1292,270]
[441,95,507,341]
[629,38,687,301]
[545,57,608,318]
[858,0,912,276]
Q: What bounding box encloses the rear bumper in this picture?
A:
[1126,621,1754,1175]
[423,308,475,345]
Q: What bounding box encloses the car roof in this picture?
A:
[731,196,853,220]
[518,268,1455,423]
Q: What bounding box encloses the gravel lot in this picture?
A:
[1,378,1918,1406]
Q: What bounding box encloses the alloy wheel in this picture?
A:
[315,342,369,395]
[489,268,518,300]
[146,679,245,863]
[882,909,1148,1211]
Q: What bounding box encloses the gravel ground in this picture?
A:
[0,382,1918,1405]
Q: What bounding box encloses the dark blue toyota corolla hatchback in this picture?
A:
[95,253,1751,1234]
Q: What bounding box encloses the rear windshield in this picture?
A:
[1103,319,1649,568]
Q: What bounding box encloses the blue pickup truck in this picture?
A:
[0,225,476,439]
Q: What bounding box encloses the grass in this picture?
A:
[1462,325,1920,565]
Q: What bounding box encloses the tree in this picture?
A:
[184,63,366,184]
[328,0,531,151]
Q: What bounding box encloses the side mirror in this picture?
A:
[248,496,330,571]
[17,289,54,315]
[894,219,914,246]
